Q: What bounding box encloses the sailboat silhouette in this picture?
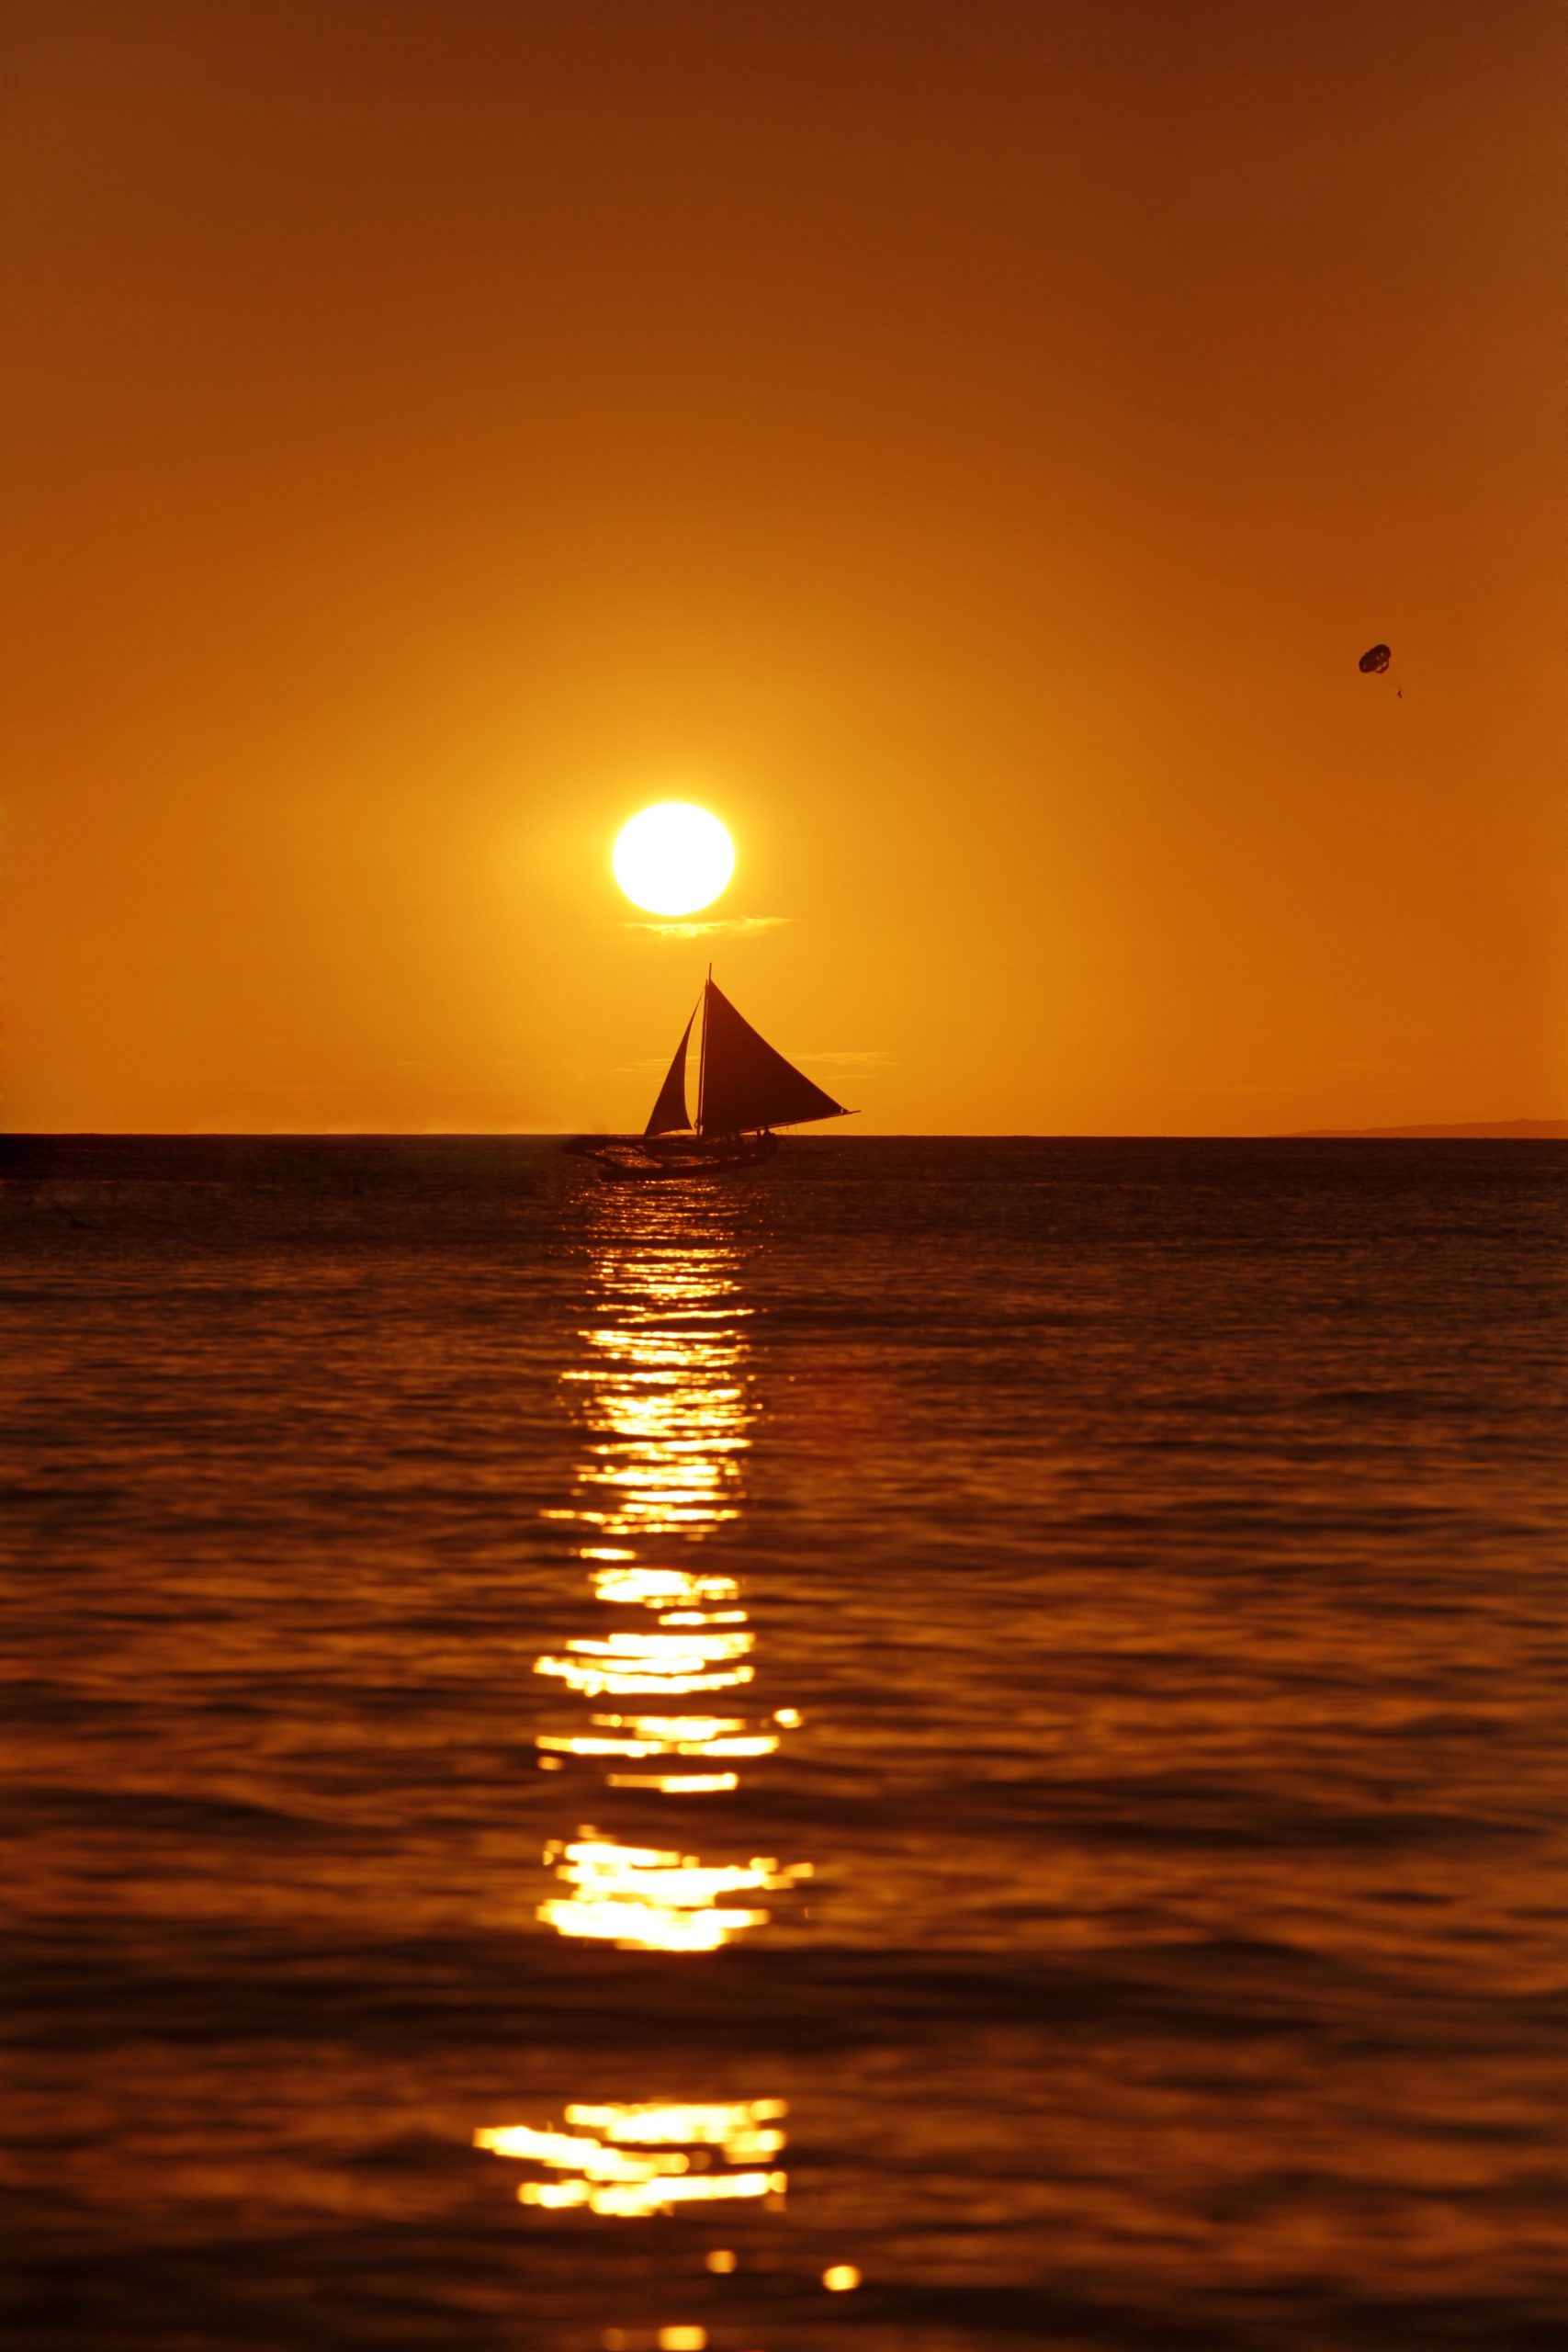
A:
[585,970,855,1180]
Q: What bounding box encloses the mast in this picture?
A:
[695,963,711,1137]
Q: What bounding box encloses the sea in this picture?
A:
[3,1136,1564,2352]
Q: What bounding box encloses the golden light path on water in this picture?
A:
[475,2098,789,2219]
[476,1218,810,2256]
[527,1242,809,1951]
[537,1836,810,1953]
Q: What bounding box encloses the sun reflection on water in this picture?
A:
[474,2098,790,2218]
[527,1228,809,1949]
[537,1834,811,1951]
[478,1214,807,2259]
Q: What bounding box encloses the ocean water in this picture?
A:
[3,1136,1565,2352]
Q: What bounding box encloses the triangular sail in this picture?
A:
[643,1011,695,1136]
[698,981,847,1135]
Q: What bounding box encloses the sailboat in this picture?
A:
[581,972,855,1180]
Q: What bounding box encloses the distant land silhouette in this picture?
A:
[1289,1119,1568,1139]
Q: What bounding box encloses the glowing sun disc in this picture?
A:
[614,804,735,917]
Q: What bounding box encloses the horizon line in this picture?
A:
[4,1120,1565,1144]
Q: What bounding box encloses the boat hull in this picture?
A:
[568,1134,780,1182]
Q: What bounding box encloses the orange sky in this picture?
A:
[4,0,1562,1135]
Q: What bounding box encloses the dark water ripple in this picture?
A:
[2,1138,1565,2348]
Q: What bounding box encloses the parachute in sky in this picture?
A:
[1358,643,1392,674]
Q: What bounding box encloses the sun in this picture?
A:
[613,802,735,917]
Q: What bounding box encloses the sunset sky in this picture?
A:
[5,0,1561,1135]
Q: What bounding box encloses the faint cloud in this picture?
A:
[252,1080,361,1094]
[615,1043,890,1076]
[628,914,792,940]
[793,1048,894,1070]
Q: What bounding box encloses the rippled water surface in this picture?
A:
[4,1138,1565,2349]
